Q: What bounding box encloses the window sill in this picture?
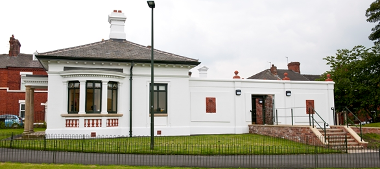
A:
[61,114,123,117]
[149,114,168,117]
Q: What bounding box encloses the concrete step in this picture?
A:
[319,129,344,132]
[329,145,364,150]
[327,142,359,146]
[327,138,355,143]
[323,132,347,135]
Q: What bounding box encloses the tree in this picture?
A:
[321,45,380,122]
[366,0,380,44]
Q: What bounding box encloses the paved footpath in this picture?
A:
[1,148,379,168]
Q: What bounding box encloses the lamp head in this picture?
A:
[147,1,155,8]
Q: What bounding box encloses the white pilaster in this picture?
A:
[79,80,86,114]
[101,81,109,114]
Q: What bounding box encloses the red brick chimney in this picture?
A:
[9,35,21,56]
[287,62,300,73]
[270,64,277,75]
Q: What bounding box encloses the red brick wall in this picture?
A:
[0,67,47,122]
[351,127,380,134]
[249,125,324,146]
[5,67,47,90]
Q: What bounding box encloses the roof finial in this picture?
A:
[233,70,240,79]
[325,74,333,81]
[282,72,290,80]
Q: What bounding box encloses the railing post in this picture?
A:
[345,111,348,128]
[345,134,348,153]
[324,123,326,143]
[309,108,311,126]
[10,132,13,148]
[44,134,46,151]
[291,108,294,126]
[360,123,362,142]
[276,109,278,125]
[312,113,315,128]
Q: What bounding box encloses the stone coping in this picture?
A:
[61,114,123,117]
[149,114,168,117]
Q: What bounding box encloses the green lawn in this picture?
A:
[0,128,339,155]
[362,133,380,147]
[0,162,379,169]
[0,128,45,140]
[363,122,380,127]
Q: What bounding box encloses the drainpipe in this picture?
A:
[129,62,134,137]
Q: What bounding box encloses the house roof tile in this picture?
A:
[0,53,43,68]
[36,39,200,65]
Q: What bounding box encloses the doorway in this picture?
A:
[251,95,274,125]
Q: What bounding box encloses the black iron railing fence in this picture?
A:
[0,133,379,168]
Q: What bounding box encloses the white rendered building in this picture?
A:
[32,10,334,137]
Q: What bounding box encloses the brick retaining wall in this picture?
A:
[248,125,324,146]
[351,127,380,134]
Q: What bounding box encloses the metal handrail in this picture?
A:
[309,108,328,143]
[344,107,363,142]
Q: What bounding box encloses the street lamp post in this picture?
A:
[147,0,155,150]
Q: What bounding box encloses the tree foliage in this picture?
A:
[366,0,380,44]
[322,45,380,121]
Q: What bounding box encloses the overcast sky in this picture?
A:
[0,0,375,78]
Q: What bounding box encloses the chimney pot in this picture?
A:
[118,10,122,13]
[113,10,117,12]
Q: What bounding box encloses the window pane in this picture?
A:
[107,90,112,111]
[87,83,93,88]
[20,111,25,118]
[153,92,158,112]
[94,89,101,111]
[95,83,101,88]
[69,88,80,112]
[158,92,166,112]
[74,82,80,88]
[112,90,117,111]
[159,85,165,91]
[21,104,25,110]
[153,85,157,90]
[86,89,94,112]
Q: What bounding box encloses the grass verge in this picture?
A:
[0,130,339,155]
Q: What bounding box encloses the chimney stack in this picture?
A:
[270,64,277,75]
[108,10,126,40]
[198,66,209,78]
[9,35,21,56]
[287,62,300,73]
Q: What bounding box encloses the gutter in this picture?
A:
[129,62,134,137]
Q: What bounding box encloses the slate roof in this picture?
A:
[303,74,322,81]
[0,53,43,68]
[247,69,313,81]
[36,39,200,65]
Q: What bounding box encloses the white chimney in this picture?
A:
[198,66,209,78]
[108,10,126,40]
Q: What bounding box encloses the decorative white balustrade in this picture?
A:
[84,119,102,127]
[65,118,119,128]
[106,119,119,127]
[65,119,79,127]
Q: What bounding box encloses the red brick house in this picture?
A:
[0,35,47,122]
